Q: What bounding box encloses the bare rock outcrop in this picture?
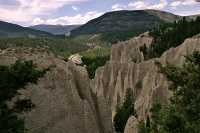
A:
[124,116,139,133]
[111,32,153,63]
[68,53,83,65]
[1,33,200,133]
[0,48,113,133]
[93,35,200,133]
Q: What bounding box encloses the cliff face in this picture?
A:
[110,32,153,63]
[0,48,113,133]
[1,33,200,133]
[93,34,200,132]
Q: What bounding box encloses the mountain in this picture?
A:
[29,24,81,35]
[71,10,180,37]
[0,21,54,38]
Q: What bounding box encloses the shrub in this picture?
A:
[0,60,47,133]
[114,88,135,133]
[81,48,110,79]
[145,17,200,59]
[139,51,200,133]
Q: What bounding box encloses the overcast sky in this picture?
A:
[0,0,200,26]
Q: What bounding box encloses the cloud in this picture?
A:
[128,1,147,9]
[0,8,32,22]
[128,0,167,10]
[15,0,88,16]
[170,1,181,7]
[111,0,168,13]
[148,0,167,9]
[111,4,126,11]
[0,0,88,24]
[175,9,200,16]
[182,0,197,5]
[170,0,197,8]
[32,18,45,25]
[32,11,103,25]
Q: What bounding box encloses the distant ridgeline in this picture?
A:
[0,21,54,38]
[71,10,180,43]
[140,16,200,59]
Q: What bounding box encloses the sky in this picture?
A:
[0,0,200,26]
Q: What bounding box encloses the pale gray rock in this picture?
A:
[0,47,113,133]
[111,32,153,63]
[124,116,139,133]
[93,35,200,133]
[1,33,200,133]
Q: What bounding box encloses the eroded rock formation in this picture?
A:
[93,34,200,133]
[1,33,200,133]
[0,48,113,133]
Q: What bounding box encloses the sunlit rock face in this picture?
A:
[68,53,83,65]
[124,116,139,133]
[0,47,113,133]
[93,34,200,133]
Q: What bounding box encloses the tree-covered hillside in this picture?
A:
[71,10,179,43]
[71,10,179,36]
[142,17,200,59]
[0,21,54,38]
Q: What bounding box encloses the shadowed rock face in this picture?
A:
[0,48,113,133]
[93,34,200,133]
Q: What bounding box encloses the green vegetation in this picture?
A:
[0,35,112,80]
[114,88,135,133]
[144,17,200,59]
[72,31,140,45]
[0,37,89,58]
[71,34,112,47]
[71,10,178,40]
[0,21,53,38]
[100,31,141,44]
[0,60,47,133]
[139,51,200,133]
[81,47,110,79]
[80,47,110,58]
